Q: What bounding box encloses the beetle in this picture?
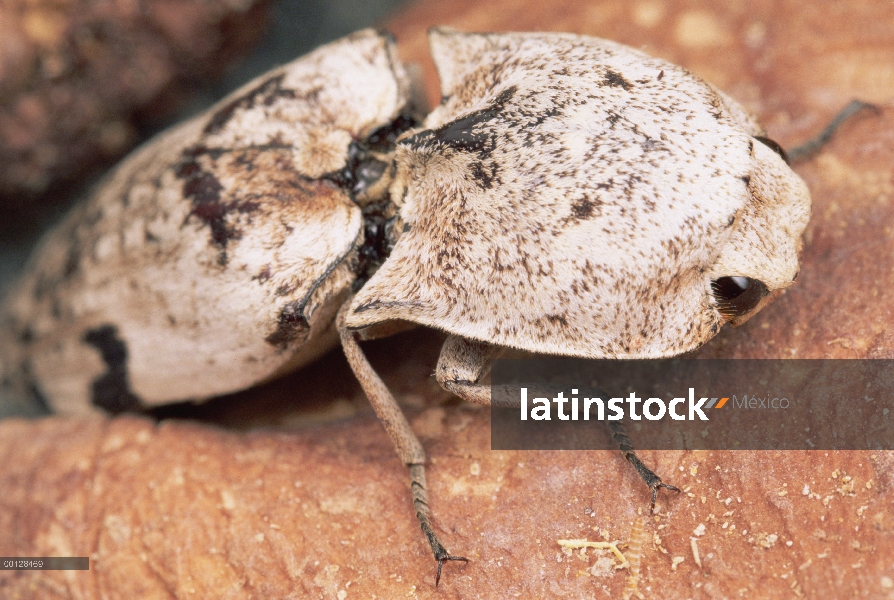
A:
[0,28,811,584]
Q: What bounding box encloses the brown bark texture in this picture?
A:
[0,0,270,201]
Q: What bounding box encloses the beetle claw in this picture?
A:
[434,551,469,587]
[649,481,682,512]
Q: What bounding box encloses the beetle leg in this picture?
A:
[437,335,679,510]
[607,420,681,512]
[786,100,879,163]
[337,303,467,586]
[434,335,505,406]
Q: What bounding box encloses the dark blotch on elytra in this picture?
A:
[82,324,142,414]
[17,327,35,343]
[470,161,500,190]
[177,149,261,260]
[204,74,292,135]
[265,302,310,349]
[431,113,495,154]
[184,173,231,246]
[571,197,600,219]
[402,86,517,157]
[63,242,80,278]
[602,70,632,91]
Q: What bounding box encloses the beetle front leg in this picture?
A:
[337,303,467,586]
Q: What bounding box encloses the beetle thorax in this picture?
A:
[323,113,419,288]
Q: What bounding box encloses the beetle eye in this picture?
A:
[711,276,769,319]
[753,136,789,165]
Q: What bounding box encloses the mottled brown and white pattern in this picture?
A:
[346,29,810,358]
[0,30,415,414]
[0,28,812,584]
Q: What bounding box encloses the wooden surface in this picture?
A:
[2,0,894,598]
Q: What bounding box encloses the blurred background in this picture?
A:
[0,0,409,296]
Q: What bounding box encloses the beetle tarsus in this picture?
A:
[608,420,680,512]
[434,549,469,588]
[410,463,469,586]
[648,480,682,513]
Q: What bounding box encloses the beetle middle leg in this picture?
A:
[337,303,467,586]
[434,334,505,406]
[436,334,680,511]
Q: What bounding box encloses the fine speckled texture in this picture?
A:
[0,30,412,413]
[1,28,809,414]
[347,29,809,358]
[0,25,814,583]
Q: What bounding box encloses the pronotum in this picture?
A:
[0,28,812,584]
